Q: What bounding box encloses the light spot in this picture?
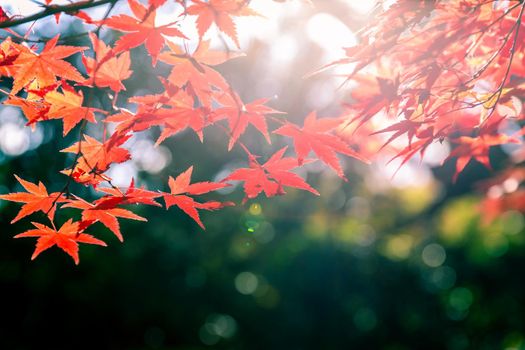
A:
[422,243,446,267]
[503,177,519,193]
[105,162,138,188]
[253,222,276,244]
[199,313,237,344]
[131,140,171,174]
[501,211,524,235]
[0,123,30,156]
[249,203,262,216]
[382,234,414,260]
[234,271,259,295]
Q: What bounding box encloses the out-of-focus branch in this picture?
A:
[0,0,117,29]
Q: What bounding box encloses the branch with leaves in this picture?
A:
[0,0,524,264]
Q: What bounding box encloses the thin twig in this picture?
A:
[0,0,117,29]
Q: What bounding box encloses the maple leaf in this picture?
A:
[119,81,213,143]
[0,6,9,23]
[345,74,401,130]
[44,85,102,135]
[4,94,50,127]
[149,0,168,8]
[0,175,66,224]
[82,33,133,93]
[10,35,86,94]
[0,37,22,77]
[158,40,242,106]
[213,91,285,150]
[163,166,232,228]
[186,0,259,47]
[61,133,131,185]
[97,179,162,207]
[63,195,147,242]
[448,133,520,182]
[101,0,187,65]
[371,119,427,151]
[224,147,319,200]
[274,112,369,179]
[105,107,173,134]
[156,105,211,144]
[14,219,106,265]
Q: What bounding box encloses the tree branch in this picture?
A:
[0,0,117,29]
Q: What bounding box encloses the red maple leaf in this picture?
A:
[0,6,9,23]
[158,40,242,106]
[274,112,369,179]
[61,133,131,185]
[163,166,232,228]
[63,195,147,242]
[101,0,187,65]
[14,219,106,265]
[97,179,162,207]
[82,33,133,93]
[214,91,284,150]
[448,133,520,182]
[186,0,259,47]
[127,83,213,144]
[224,147,319,200]
[156,105,211,144]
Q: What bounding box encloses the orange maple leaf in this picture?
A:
[82,33,133,93]
[4,94,50,127]
[0,175,66,224]
[44,86,102,135]
[186,0,259,47]
[10,35,86,94]
[61,133,131,185]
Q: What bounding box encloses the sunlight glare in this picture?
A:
[270,35,298,63]
[343,0,377,14]
[307,13,357,60]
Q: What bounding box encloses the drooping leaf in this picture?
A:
[14,219,106,265]
[63,195,147,242]
[224,147,319,200]
[163,166,232,228]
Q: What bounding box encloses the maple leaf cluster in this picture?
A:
[0,0,367,264]
[1,0,523,264]
[323,0,525,180]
